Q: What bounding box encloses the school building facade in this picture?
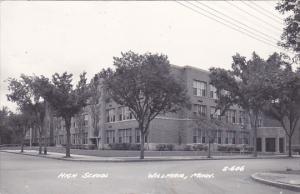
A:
[32,65,299,153]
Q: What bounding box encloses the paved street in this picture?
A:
[0,152,299,194]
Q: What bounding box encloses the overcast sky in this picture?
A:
[0,1,290,111]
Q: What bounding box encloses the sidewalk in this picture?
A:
[251,172,300,191]
[1,149,298,162]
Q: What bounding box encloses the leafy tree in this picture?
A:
[39,72,90,157]
[0,107,13,144]
[263,53,300,157]
[210,52,272,157]
[276,0,300,55]
[7,75,48,154]
[100,51,190,159]
[8,110,34,152]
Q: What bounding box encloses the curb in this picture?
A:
[251,173,300,192]
[0,150,296,163]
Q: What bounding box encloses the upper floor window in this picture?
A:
[119,107,134,121]
[193,80,207,97]
[210,84,218,99]
[107,109,115,122]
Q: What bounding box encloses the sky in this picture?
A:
[0,1,290,112]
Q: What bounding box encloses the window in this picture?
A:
[106,130,115,144]
[107,109,115,122]
[135,129,148,143]
[135,128,140,143]
[239,111,245,124]
[210,84,218,99]
[119,107,133,121]
[226,110,236,123]
[83,115,89,126]
[210,107,221,119]
[193,80,207,97]
[193,128,199,143]
[118,129,132,143]
[194,104,207,116]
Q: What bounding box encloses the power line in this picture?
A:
[249,1,283,22]
[175,1,294,55]
[241,1,283,25]
[195,1,280,43]
[175,1,280,50]
[225,1,282,32]
[185,1,279,46]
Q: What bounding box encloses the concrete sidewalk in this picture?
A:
[1,149,298,163]
[251,172,300,191]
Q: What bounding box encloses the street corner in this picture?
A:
[251,172,300,192]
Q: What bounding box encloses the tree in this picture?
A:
[39,72,91,158]
[276,0,300,55]
[7,75,48,154]
[263,53,300,157]
[210,52,272,157]
[8,110,34,152]
[193,113,236,158]
[100,51,190,159]
[89,73,102,148]
[0,107,13,144]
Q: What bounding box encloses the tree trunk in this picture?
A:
[41,125,47,155]
[253,124,258,157]
[65,117,71,158]
[43,137,47,155]
[38,128,42,154]
[140,131,145,159]
[20,127,25,153]
[208,141,211,158]
[288,135,292,157]
[21,137,24,153]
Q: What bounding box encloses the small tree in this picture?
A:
[8,110,34,152]
[210,52,272,157]
[100,51,190,159]
[263,53,300,157]
[39,72,90,158]
[193,113,235,158]
[7,75,47,154]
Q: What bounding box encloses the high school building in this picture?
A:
[30,65,300,153]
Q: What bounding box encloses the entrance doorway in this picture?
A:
[265,138,275,152]
[279,138,284,153]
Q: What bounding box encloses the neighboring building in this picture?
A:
[31,65,299,153]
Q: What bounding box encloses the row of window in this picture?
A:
[193,80,218,99]
[192,129,250,144]
[193,104,247,124]
[106,128,148,144]
[107,107,134,123]
[54,133,88,145]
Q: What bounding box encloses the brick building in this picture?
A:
[31,65,300,153]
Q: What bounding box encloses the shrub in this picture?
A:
[108,143,141,150]
[156,144,174,151]
[184,145,192,151]
[217,145,240,152]
[192,144,208,151]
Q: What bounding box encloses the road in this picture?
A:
[0,152,299,194]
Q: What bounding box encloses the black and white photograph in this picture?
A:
[0,0,299,194]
